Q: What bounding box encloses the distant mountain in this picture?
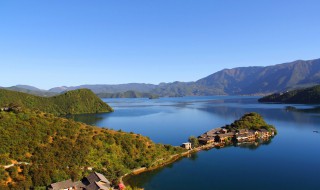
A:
[3,58,320,96]
[15,85,43,91]
[196,59,320,95]
[0,88,113,115]
[1,85,58,97]
[48,86,69,93]
[258,85,320,104]
[48,83,157,94]
[147,58,320,96]
[97,90,159,99]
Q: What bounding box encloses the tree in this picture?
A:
[188,136,199,148]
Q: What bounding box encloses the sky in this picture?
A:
[1,0,320,89]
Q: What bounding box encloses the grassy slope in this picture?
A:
[0,89,113,115]
[258,85,320,104]
[0,109,185,189]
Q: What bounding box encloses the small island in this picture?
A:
[258,85,320,104]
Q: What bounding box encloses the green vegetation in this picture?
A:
[0,109,185,189]
[225,112,277,133]
[188,136,199,148]
[97,90,159,99]
[259,85,320,104]
[0,88,113,115]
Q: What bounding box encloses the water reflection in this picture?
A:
[285,105,320,114]
[235,138,273,150]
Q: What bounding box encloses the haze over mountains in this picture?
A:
[2,58,320,97]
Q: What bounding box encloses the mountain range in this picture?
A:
[2,58,320,97]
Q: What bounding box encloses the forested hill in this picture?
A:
[0,109,184,189]
[225,112,276,132]
[0,89,113,115]
[258,85,320,104]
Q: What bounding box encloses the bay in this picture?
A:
[70,96,320,190]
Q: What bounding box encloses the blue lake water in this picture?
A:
[71,96,320,190]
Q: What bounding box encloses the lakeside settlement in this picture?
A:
[197,127,275,147]
[192,112,277,148]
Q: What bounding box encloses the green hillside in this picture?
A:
[258,85,320,104]
[0,89,113,115]
[225,112,276,132]
[0,109,184,189]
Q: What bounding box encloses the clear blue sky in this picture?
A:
[1,0,320,89]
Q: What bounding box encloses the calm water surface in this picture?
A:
[71,96,320,190]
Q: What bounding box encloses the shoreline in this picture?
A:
[119,143,215,186]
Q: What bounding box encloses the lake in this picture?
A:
[71,96,320,190]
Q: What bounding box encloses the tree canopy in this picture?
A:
[259,85,320,104]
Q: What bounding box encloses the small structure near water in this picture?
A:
[181,142,192,150]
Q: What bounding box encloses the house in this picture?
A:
[215,132,234,143]
[48,179,78,190]
[236,134,249,142]
[48,172,111,190]
[181,142,192,150]
[206,128,221,136]
[82,172,111,190]
[254,130,261,137]
[86,182,109,190]
[198,136,215,145]
[219,128,228,134]
[259,129,270,138]
[237,129,248,135]
[246,132,256,141]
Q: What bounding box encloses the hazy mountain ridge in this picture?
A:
[3,58,320,96]
[49,83,157,94]
[0,86,58,97]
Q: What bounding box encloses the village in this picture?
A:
[181,126,276,150]
[182,127,275,150]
